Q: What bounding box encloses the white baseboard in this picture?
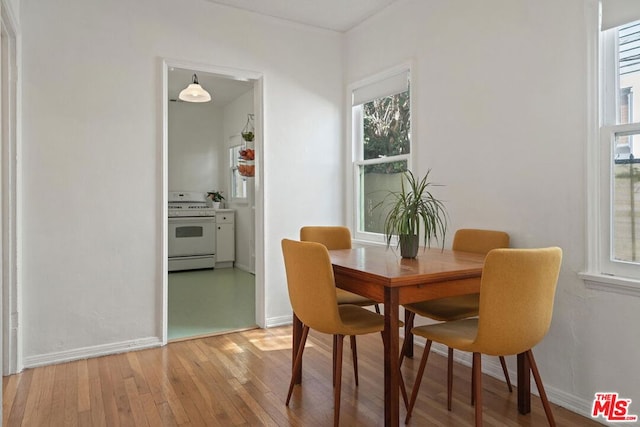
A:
[23,336,162,369]
[215,261,234,269]
[234,263,254,274]
[266,314,292,328]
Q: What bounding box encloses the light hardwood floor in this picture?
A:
[3,326,601,426]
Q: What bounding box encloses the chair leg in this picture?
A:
[349,335,359,386]
[405,340,432,423]
[499,356,513,392]
[399,328,410,369]
[332,335,337,386]
[402,311,416,360]
[447,347,454,411]
[398,332,411,409]
[526,350,556,427]
[287,325,309,405]
[399,311,416,369]
[471,354,476,405]
[472,352,482,427]
[334,335,345,427]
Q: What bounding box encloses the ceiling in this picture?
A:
[168,67,253,106]
[170,1,399,102]
[204,0,399,32]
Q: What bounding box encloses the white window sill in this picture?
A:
[579,272,640,297]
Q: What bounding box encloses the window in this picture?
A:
[583,4,640,293]
[229,145,247,200]
[349,66,411,242]
[601,20,640,278]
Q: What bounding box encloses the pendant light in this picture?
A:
[178,74,212,103]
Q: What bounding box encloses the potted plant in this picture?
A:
[379,170,448,258]
[207,191,225,209]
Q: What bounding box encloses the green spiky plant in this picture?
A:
[381,170,448,258]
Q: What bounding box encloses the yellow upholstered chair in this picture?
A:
[300,226,379,310]
[405,247,563,426]
[300,226,380,385]
[401,228,511,409]
[282,239,385,427]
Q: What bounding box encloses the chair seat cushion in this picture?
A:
[336,288,377,306]
[404,294,479,321]
[411,318,478,353]
[337,305,386,335]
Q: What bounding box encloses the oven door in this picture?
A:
[168,217,216,257]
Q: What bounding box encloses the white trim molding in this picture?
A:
[265,314,292,328]
[1,0,22,376]
[161,58,266,339]
[23,337,162,369]
[579,272,640,297]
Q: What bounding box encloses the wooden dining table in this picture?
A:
[291,243,533,427]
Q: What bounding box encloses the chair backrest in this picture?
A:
[300,226,352,250]
[452,229,510,254]
[474,247,563,355]
[281,239,344,334]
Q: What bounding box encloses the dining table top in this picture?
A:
[329,243,486,288]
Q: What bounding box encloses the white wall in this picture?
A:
[5,0,18,21]
[346,0,639,418]
[19,0,343,364]
[168,101,224,192]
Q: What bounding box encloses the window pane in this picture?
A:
[362,90,410,160]
[618,21,640,124]
[358,161,407,234]
[612,132,640,263]
[230,145,247,199]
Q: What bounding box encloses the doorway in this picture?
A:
[161,60,264,343]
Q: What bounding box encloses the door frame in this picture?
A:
[1,0,20,375]
[160,59,265,343]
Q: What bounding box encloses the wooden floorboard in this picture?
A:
[3,326,601,426]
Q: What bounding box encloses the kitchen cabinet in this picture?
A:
[216,210,235,268]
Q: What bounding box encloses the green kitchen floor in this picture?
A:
[168,267,256,341]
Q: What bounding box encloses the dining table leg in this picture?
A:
[292,312,303,385]
[383,287,400,427]
[517,352,531,414]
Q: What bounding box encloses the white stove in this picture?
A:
[168,191,217,217]
[168,191,217,271]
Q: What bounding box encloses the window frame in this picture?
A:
[346,63,413,244]
[229,143,248,202]
[582,4,640,296]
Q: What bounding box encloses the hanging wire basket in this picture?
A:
[241,114,255,142]
[238,147,255,177]
[238,161,255,177]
